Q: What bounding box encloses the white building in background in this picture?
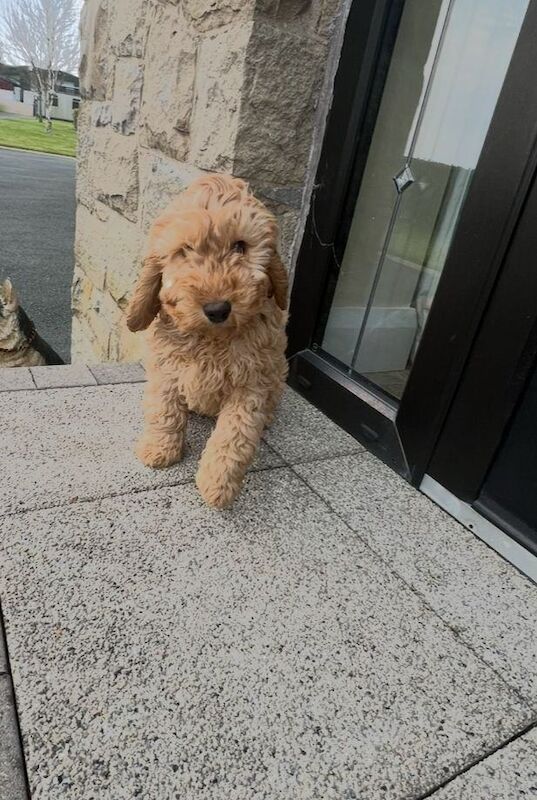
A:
[0,70,80,122]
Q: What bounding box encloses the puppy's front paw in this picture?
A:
[195,466,240,509]
[136,437,183,469]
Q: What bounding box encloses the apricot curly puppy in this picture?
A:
[126,174,288,508]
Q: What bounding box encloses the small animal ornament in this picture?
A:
[126,173,289,509]
[0,278,63,367]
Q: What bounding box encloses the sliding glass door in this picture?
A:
[320,0,529,398]
[288,0,537,482]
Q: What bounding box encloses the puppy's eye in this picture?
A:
[231,240,246,255]
[165,298,177,307]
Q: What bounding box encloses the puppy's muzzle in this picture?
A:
[203,301,231,324]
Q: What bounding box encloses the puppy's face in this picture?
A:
[153,205,276,334]
[125,175,288,334]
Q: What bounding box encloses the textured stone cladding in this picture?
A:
[73,0,344,362]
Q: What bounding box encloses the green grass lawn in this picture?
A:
[0,117,76,157]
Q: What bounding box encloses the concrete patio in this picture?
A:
[1,364,536,799]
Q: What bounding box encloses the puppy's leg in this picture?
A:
[196,391,266,508]
[263,382,285,428]
[136,371,187,469]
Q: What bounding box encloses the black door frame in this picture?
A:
[288,0,537,485]
[429,172,537,503]
[427,167,537,556]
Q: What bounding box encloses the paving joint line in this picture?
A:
[414,717,537,799]
[0,461,288,520]
[284,456,537,789]
[282,456,536,712]
[0,379,140,393]
[261,443,367,467]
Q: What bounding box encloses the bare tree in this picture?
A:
[0,0,80,131]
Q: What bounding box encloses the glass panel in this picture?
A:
[322,0,530,399]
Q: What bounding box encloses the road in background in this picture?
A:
[0,147,75,362]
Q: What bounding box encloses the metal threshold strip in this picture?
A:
[421,475,537,585]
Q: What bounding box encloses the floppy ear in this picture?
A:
[266,251,288,310]
[125,254,163,332]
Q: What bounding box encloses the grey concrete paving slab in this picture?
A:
[264,387,364,463]
[431,727,537,799]
[0,469,532,799]
[30,364,97,389]
[90,362,145,385]
[0,675,28,799]
[295,452,537,707]
[0,368,35,392]
[1,384,281,515]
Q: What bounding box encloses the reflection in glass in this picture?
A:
[322,0,530,399]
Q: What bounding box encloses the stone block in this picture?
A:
[184,0,255,31]
[74,207,106,292]
[276,206,301,263]
[247,184,302,263]
[71,271,115,360]
[257,0,346,38]
[138,148,202,232]
[0,368,35,392]
[257,0,317,35]
[253,196,300,264]
[77,127,139,221]
[235,20,326,184]
[189,23,252,171]
[108,318,146,364]
[71,314,104,364]
[315,0,349,38]
[90,362,145,385]
[68,279,141,367]
[88,290,123,358]
[74,102,93,190]
[71,266,97,317]
[255,184,303,208]
[258,0,347,37]
[30,364,97,389]
[111,58,144,135]
[89,101,113,128]
[140,4,196,160]
[79,0,114,101]
[75,202,142,305]
[109,0,149,57]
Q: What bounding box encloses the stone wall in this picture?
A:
[73,0,349,362]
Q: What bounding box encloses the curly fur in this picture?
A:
[126,173,288,508]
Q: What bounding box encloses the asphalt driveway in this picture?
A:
[0,147,75,362]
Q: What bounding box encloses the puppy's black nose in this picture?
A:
[203,300,231,324]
